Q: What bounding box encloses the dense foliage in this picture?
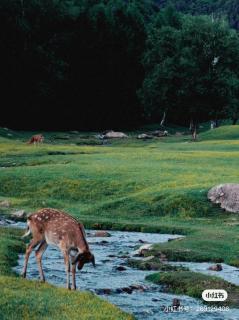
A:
[0,0,153,130]
[139,8,239,126]
[156,0,239,30]
[1,0,239,129]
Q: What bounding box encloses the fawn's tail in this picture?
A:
[22,226,31,238]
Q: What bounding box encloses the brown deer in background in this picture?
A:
[27,134,44,145]
[22,208,95,290]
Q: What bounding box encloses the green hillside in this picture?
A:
[200,125,239,140]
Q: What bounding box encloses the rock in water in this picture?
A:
[93,231,111,237]
[138,239,149,243]
[172,298,181,309]
[116,266,127,271]
[208,184,239,213]
[96,288,112,295]
[208,264,223,271]
[122,287,133,294]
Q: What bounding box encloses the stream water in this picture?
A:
[11,222,239,320]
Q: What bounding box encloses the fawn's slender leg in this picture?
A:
[22,238,41,278]
[63,252,71,290]
[72,263,77,290]
[35,241,48,282]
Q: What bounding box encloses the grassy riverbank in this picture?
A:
[0,227,134,320]
[146,271,239,308]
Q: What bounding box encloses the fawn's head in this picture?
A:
[72,251,95,270]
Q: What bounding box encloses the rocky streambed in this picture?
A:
[9,221,239,320]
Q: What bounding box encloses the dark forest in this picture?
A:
[1,0,239,130]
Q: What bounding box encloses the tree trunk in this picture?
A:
[160,111,166,127]
[190,119,197,141]
[192,126,197,141]
[232,118,238,125]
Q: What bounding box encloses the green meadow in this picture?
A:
[1,126,239,262]
[0,125,239,315]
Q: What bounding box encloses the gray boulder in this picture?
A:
[132,243,153,256]
[137,134,153,140]
[152,130,168,137]
[11,210,27,220]
[208,264,223,271]
[0,200,11,208]
[103,131,128,139]
[208,184,239,213]
[93,231,111,237]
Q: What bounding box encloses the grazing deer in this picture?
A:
[22,208,95,290]
[27,134,44,145]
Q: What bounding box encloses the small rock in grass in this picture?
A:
[137,134,153,140]
[0,200,11,208]
[103,131,128,139]
[152,130,168,137]
[208,264,223,271]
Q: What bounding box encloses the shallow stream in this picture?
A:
[11,222,239,320]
